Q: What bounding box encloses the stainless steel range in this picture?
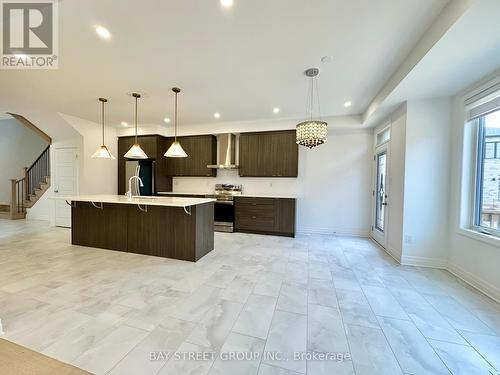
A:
[208,184,242,232]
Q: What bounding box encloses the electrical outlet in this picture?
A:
[405,235,413,245]
[269,182,273,188]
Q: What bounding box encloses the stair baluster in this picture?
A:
[9,145,50,219]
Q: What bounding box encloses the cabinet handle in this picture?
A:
[252,216,257,219]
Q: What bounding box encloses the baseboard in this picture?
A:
[298,227,369,237]
[401,255,447,269]
[371,238,402,263]
[447,263,500,304]
[26,213,50,221]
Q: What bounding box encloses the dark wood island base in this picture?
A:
[71,201,214,262]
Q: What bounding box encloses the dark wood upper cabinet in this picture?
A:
[165,135,217,177]
[239,130,298,177]
[117,135,172,195]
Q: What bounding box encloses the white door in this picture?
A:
[371,143,389,247]
[54,148,78,227]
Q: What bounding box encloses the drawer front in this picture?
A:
[235,215,275,232]
[236,203,275,218]
[235,197,275,206]
[235,199,275,232]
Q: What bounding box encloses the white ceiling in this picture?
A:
[386,0,500,102]
[364,0,500,127]
[0,0,449,128]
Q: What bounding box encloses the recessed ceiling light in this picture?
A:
[213,113,221,119]
[220,0,233,8]
[95,25,111,40]
[273,107,280,114]
[164,117,171,123]
[121,121,128,126]
[344,101,352,108]
[321,55,333,63]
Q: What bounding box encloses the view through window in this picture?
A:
[475,109,500,233]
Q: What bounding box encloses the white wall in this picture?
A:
[402,98,451,266]
[59,114,117,195]
[0,118,48,204]
[297,130,372,235]
[373,100,452,267]
[383,106,407,262]
[448,74,500,302]
[27,113,118,222]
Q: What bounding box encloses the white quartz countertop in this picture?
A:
[158,191,210,196]
[157,191,297,199]
[52,195,216,207]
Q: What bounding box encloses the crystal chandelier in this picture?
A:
[296,68,327,149]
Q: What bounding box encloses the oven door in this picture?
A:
[214,200,234,232]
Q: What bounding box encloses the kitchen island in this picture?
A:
[56,195,215,262]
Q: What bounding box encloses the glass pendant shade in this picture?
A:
[92,145,116,159]
[296,68,328,149]
[296,121,328,149]
[92,97,116,159]
[164,141,187,158]
[125,92,149,159]
[124,143,148,159]
[165,87,188,158]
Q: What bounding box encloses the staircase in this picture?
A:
[5,145,51,220]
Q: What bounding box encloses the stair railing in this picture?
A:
[10,145,50,218]
[10,178,25,218]
[26,145,50,197]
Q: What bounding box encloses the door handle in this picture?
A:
[54,189,59,193]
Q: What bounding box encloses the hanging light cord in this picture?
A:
[315,76,322,122]
[101,100,105,146]
[305,76,312,121]
[174,91,178,142]
[303,73,323,122]
[134,96,138,144]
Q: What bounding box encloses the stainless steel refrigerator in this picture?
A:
[125,160,155,196]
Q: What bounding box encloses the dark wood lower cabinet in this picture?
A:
[72,201,214,262]
[235,197,296,237]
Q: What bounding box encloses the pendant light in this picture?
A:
[91,98,115,159]
[124,92,148,159]
[296,68,328,149]
[164,87,188,158]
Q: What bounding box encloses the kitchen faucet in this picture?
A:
[126,176,144,200]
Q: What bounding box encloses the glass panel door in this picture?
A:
[375,151,387,232]
[372,143,389,247]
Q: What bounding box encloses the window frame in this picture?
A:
[471,114,500,237]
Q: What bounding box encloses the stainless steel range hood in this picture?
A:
[207,133,238,169]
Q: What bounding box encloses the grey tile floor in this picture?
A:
[0,219,499,375]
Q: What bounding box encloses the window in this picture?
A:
[376,127,391,146]
[484,140,500,159]
[474,109,500,234]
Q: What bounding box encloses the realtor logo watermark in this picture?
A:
[1,0,58,69]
